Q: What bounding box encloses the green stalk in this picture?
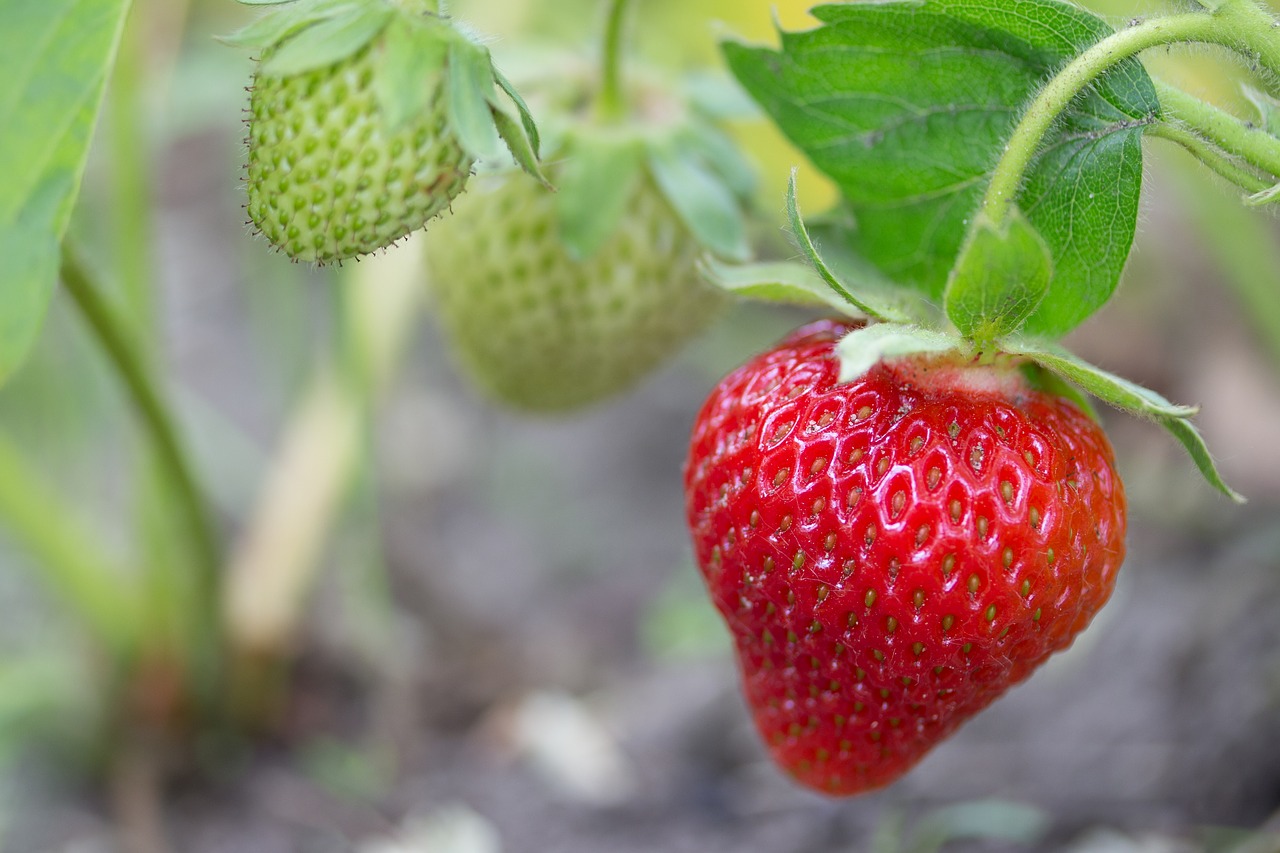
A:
[1146,121,1270,193]
[0,430,141,652]
[597,0,635,122]
[108,1,155,338]
[1155,80,1280,179]
[982,10,1231,225]
[58,245,220,612]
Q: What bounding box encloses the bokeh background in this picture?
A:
[1,0,1278,850]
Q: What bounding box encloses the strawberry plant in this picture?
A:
[426,0,754,411]
[686,0,1280,797]
[0,0,1278,845]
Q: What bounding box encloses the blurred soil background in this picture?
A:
[0,0,1278,851]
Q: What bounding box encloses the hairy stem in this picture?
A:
[59,245,221,611]
[1146,121,1270,192]
[982,10,1233,224]
[598,0,635,121]
[1155,79,1280,179]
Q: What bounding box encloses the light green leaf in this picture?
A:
[699,257,864,316]
[0,0,132,385]
[1007,339,1244,502]
[447,39,501,161]
[556,132,643,259]
[259,4,392,76]
[725,0,1160,337]
[945,208,1052,345]
[834,323,959,384]
[374,16,446,132]
[648,142,750,261]
[786,172,913,323]
[910,800,1049,853]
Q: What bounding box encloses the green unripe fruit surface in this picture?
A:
[247,43,471,264]
[427,170,726,412]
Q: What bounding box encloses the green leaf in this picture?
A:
[648,142,751,261]
[259,4,392,76]
[834,323,959,384]
[724,0,1160,337]
[0,0,132,385]
[1007,339,1244,502]
[556,132,643,259]
[786,172,914,323]
[447,38,501,161]
[374,16,446,132]
[909,800,1049,853]
[699,257,864,316]
[945,207,1052,345]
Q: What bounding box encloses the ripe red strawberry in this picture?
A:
[683,319,1127,796]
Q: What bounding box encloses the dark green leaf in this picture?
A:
[259,4,392,76]
[945,207,1051,344]
[374,16,446,132]
[0,0,132,384]
[556,132,643,259]
[699,257,863,315]
[1007,339,1244,502]
[648,142,750,261]
[835,323,959,383]
[447,39,501,161]
[786,172,914,323]
[724,0,1160,337]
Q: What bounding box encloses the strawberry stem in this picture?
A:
[1154,79,1280,180]
[59,243,222,649]
[981,10,1233,227]
[1146,121,1270,193]
[598,0,634,122]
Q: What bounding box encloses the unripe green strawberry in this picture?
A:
[426,167,727,411]
[247,41,470,264]
[228,0,547,265]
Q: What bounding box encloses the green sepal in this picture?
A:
[374,15,447,133]
[556,131,644,259]
[945,208,1052,347]
[219,0,361,50]
[786,171,914,324]
[1005,339,1244,502]
[647,140,751,261]
[446,38,502,161]
[678,118,756,200]
[258,3,393,76]
[490,105,552,189]
[834,323,960,384]
[492,64,542,158]
[699,257,865,317]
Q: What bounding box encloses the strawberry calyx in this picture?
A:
[479,54,756,264]
[705,170,1244,503]
[224,0,548,185]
